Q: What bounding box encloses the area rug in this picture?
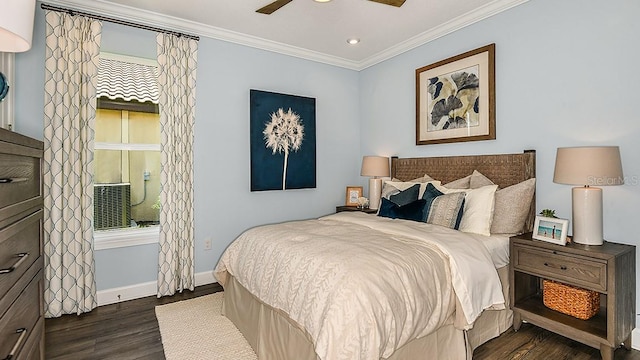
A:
[155,292,257,360]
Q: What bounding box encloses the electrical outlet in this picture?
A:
[204,237,212,250]
[143,171,150,181]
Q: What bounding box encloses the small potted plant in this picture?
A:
[539,209,557,218]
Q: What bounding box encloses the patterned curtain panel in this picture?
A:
[156,33,198,297]
[43,11,101,317]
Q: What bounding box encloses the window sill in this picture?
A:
[94,226,159,250]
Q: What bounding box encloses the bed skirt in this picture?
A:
[222,266,512,360]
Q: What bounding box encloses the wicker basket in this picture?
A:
[542,280,600,320]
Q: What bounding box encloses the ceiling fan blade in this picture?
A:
[368,0,406,7]
[256,0,293,14]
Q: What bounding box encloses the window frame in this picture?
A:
[93,52,161,250]
[94,226,160,250]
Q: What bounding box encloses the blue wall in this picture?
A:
[13,0,640,321]
[15,9,361,290]
[360,0,640,320]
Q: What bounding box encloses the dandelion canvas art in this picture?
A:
[250,90,316,191]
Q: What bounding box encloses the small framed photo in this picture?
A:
[345,186,363,206]
[533,216,569,245]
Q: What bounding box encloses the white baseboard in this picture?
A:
[632,327,640,351]
[96,270,218,306]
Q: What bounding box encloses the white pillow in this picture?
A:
[436,184,498,236]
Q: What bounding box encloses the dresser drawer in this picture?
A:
[0,210,43,301]
[0,152,41,210]
[512,244,607,292]
[15,316,44,360]
[0,269,43,360]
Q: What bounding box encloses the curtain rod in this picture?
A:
[40,3,200,41]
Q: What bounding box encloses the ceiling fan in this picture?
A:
[256,0,406,15]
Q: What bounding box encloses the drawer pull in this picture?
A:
[0,177,28,184]
[542,262,568,270]
[0,253,29,274]
[2,328,28,360]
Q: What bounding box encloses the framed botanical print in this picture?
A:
[416,44,495,145]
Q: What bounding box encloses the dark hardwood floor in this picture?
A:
[45,283,223,360]
[45,283,640,359]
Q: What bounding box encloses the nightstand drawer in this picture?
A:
[512,245,607,292]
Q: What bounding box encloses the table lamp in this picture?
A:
[0,0,36,52]
[361,156,389,210]
[553,146,623,245]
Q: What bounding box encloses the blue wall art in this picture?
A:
[250,89,316,191]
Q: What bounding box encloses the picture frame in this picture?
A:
[415,43,495,145]
[345,186,363,206]
[250,89,316,191]
[533,216,569,245]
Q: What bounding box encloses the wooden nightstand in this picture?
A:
[336,206,377,214]
[510,233,635,360]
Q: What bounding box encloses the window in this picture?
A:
[93,53,161,249]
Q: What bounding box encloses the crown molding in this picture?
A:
[40,0,527,71]
[358,0,529,70]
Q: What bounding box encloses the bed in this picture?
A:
[214,150,536,360]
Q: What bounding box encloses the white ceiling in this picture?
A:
[44,0,527,70]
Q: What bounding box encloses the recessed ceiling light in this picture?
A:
[314,0,332,2]
[347,38,360,45]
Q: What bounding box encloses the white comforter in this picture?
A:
[214,212,504,360]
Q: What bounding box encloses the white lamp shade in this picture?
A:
[360,156,390,177]
[0,0,36,52]
[553,146,623,186]
[553,146,623,246]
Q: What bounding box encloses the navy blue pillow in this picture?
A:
[422,182,444,209]
[422,183,465,229]
[377,197,428,222]
[388,183,420,206]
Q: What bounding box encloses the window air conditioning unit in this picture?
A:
[94,183,131,230]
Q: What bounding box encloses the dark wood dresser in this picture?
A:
[0,128,44,360]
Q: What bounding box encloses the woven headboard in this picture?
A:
[391,150,536,232]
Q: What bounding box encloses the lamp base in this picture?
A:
[369,178,383,210]
[572,186,603,245]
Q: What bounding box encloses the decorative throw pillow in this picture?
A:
[469,170,494,189]
[443,174,472,189]
[377,197,428,222]
[441,184,498,236]
[422,183,465,229]
[381,180,441,202]
[491,178,536,235]
[388,183,420,206]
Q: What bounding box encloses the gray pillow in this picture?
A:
[427,192,466,229]
[491,178,536,234]
[444,174,471,189]
[469,170,495,189]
